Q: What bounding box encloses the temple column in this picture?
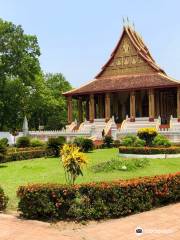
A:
[98,95,103,118]
[137,92,142,117]
[155,91,160,117]
[130,91,135,121]
[85,99,89,120]
[105,92,111,122]
[89,94,95,122]
[67,96,73,124]
[78,97,83,123]
[148,89,155,121]
[177,87,180,120]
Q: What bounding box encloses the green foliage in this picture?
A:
[17,172,180,220]
[152,134,171,147]
[73,137,94,152]
[92,157,149,172]
[5,148,52,162]
[30,138,45,147]
[0,141,7,162]
[61,144,87,184]
[121,135,145,147]
[119,146,180,154]
[0,18,40,130]
[0,18,72,131]
[103,136,113,148]
[0,138,8,147]
[42,73,72,130]
[16,136,30,148]
[47,136,65,156]
[113,140,121,148]
[0,186,8,211]
[137,128,158,146]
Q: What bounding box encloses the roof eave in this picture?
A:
[65,83,180,98]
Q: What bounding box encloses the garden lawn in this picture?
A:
[0,148,180,210]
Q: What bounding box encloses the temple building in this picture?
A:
[63,25,180,139]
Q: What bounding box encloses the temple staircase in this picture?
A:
[66,121,77,131]
[78,118,106,139]
[120,117,160,133]
[169,116,180,131]
[76,118,117,140]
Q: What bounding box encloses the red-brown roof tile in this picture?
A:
[64,73,180,96]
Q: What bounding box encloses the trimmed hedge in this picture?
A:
[0,186,8,211]
[8,147,44,153]
[119,146,180,155]
[17,172,180,220]
[0,148,53,163]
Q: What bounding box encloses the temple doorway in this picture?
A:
[157,88,177,124]
[111,92,130,123]
[135,90,148,117]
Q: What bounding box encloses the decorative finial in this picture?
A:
[133,22,135,30]
[127,17,129,24]
[122,17,125,25]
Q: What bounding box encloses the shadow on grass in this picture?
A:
[0,165,8,168]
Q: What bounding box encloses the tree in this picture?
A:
[0,18,73,131]
[0,18,40,129]
[43,73,72,130]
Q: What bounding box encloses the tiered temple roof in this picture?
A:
[64,25,180,97]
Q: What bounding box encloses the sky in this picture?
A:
[0,0,180,87]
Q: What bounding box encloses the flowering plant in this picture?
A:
[137,128,157,146]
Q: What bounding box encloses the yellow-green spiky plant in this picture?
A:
[60,144,87,185]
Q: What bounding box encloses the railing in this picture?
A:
[104,118,112,135]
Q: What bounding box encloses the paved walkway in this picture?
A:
[0,203,179,240]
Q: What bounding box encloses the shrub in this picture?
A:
[137,128,158,146]
[47,136,65,156]
[121,135,145,147]
[31,138,45,147]
[16,136,30,148]
[61,144,87,184]
[17,172,180,220]
[92,157,149,172]
[113,140,121,148]
[0,141,7,162]
[5,148,53,162]
[119,146,180,155]
[152,134,171,147]
[0,138,8,147]
[103,136,113,148]
[73,137,94,152]
[82,139,94,152]
[0,186,8,211]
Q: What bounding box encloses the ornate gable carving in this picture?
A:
[99,33,155,78]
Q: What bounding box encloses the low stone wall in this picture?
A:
[0,132,23,145]
[119,153,180,159]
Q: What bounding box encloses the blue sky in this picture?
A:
[0,0,180,87]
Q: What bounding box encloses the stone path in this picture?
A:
[0,203,179,240]
[0,214,78,240]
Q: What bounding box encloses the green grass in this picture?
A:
[0,148,180,210]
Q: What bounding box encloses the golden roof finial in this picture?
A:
[122,17,125,25]
[127,17,129,26]
[133,22,135,30]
